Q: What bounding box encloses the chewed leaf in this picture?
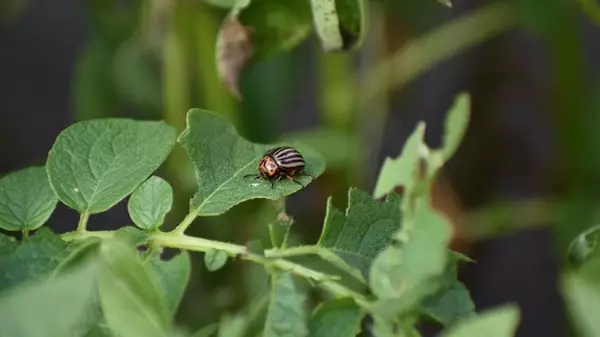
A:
[179,109,325,218]
[216,0,313,98]
[47,118,176,214]
[0,166,58,231]
[317,188,402,279]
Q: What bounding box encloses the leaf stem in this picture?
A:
[171,211,197,235]
[77,213,90,233]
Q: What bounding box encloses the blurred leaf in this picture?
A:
[563,258,600,337]
[577,0,600,26]
[440,304,520,337]
[373,123,425,199]
[98,239,171,337]
[268,212,292,248]
[263,272,309,337]
[145,251,191,315]
[0,166,58,231]
[216,0,312,98]
[47,119,177,214]
[192,323,218,337]
[422,279,475,327]
[438,0,452,7]
[219,314,248,337]
[114,225,153,246]
[317,188,402,279]
[0,233,17,256]
[72,40,117,121]
[0,259,99,337]
[113,39,162,112]
[441,93,470,160]
[568,224,600,265]
[178,110,325,217]
[128,176,173,231]
[217,294,270,337]
[0,0,31,25]
[0,228,75,292]
[369,198,452,318]
[205,249,229,271]
[310,298,364,337]
[205,0,238,9]
[310,0,366,51]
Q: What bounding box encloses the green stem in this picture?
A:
[171,211,197,235]
[22,230,29,240]
[77,213,90,233]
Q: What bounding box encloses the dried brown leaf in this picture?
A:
[216,16,254,100]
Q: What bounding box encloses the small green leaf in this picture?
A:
[179,110,325,217]
[263,272,309,337]
[442,93,470,160]
[373,123,425,199]
[0,260,99,337]
[440,304,520,337]
[268,212,292,249]
[317,188,402,279]
[205,249,229,271]
[98,239,171,337]
[310,298,364,337]
[145,251,191,315]
[128,176,173,231]
[309,0,366,52]
[0,166,58,231]
[0,233,17,256]
[47,118,177,214]
[0,228,75,292]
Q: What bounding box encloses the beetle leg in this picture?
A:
[287,175,304,187]
[270,180,275,189]
[243,173,259,179]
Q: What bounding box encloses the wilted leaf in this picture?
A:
[145,251,191,315]
[373,123,425,199]
[440,304,520,337]
[216,0,312,99]
[310,298,363,337]
[263,272,309,337]
[205,249,228,271]
[310,0,366,52]
[98,239,171,337]
[317,188,401,279]
[0,260,99,337]
[47,118,177,214]
[128,176,173,231]
[178,110,325,218]
[0,228,76,292]
[0,166,58,231]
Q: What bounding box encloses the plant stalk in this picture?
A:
[77,213,90,233]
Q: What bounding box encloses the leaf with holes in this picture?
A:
[46,118,176,214]
[179,110,325,218]
[0,166,58,232]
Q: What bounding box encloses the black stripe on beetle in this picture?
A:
[243,146,314,188]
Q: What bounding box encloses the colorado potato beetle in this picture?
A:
[244,146,314,188]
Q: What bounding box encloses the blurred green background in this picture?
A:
[2,0,600,336]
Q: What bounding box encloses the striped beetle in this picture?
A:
[244,146,314,188]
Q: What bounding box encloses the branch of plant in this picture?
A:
[61,226,370,306]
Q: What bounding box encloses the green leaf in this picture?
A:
[441,93,470,160]
[47,118,177,214]
[562,259,600,337]
[373,123,425,199]
[440,304,520,337]
[0,166,58,231]
[317,188,402,279]
[128,176,173,231]
[98,238,171,337]
[369,198,452,318]
[234,0,313,58]
[192,323,218,337]
[309,0,366,52]
[114,225,153,246]
[205,249,229,271]
[0,259,99,337]
[145,251,191,315]
[568,224,600,265]
[0,233,17,256]
[263,272,309,337]
[179,109,325,217]
[422,279,476,327]
[204,0,237,9]
[0,228,76,292]
[310,298,363,337]
[268,212,292,249]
